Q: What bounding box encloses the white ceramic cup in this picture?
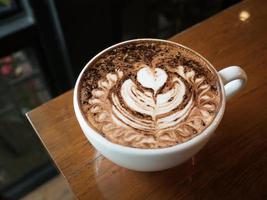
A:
[73,39,247,172]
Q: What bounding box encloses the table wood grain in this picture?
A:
[26,0,267,199]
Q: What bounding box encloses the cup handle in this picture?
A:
[218,66,247,101]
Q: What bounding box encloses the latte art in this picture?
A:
[111,66,194,131]
[80,41,221,148]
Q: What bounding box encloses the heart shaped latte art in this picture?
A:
[136,66,167,93]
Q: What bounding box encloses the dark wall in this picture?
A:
[55,0,123,78]
[54,0,241,79]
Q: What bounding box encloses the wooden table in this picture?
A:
[27,0,267,199]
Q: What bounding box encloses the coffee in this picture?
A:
[79,40,222,149]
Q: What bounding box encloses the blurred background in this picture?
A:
[0,0,240,199]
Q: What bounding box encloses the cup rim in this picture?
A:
[73,38,226,154]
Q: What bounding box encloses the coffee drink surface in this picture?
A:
[79,40,222,149]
